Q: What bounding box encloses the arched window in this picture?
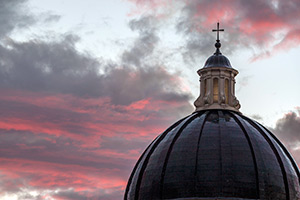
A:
[213,78,218,103]
[225,79,229,104]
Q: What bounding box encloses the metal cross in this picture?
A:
[212,22,224,41]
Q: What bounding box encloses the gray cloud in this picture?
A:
[174,0,300,63]
[0,17,192,106]
[0,0,35,37]
[0,38,192,105]
[122,16,159,67]
[181,32,215,64]
[0,2,196,200]
[271,109,300,148]
[271,109,300,164]
[102,66,192,105]
[175,0,246,63]
[0,35,101,96]
[0,129,132,194]
[41,13,61,23]
[0,11,194,199]
[236,75,253,92]
[53,188,123,200]
[250,114,263,121]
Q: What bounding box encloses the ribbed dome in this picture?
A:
[204,53,232,68]
[125,110,300,200]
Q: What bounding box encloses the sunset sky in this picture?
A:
[0,0,300,199]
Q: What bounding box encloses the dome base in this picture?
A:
[194,104,241,113]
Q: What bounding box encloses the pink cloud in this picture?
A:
[0,158,126,191]
[0,88,192,199]
[274,29,300,50]
[128,0,300,58]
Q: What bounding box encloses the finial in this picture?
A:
[212,22,224,55]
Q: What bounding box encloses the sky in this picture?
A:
[0,0,300,199]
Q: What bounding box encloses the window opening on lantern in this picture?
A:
[213,78,218,103]
[225,79,229,104]
[204,79,207,95]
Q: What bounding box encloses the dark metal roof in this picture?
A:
[204,53,232,68]
[124,110,300,200]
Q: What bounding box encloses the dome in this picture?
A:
[204,53,232,68]
[125,22,300,200]
[124,110,300,200]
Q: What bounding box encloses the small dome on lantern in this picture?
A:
[204,53,232,68]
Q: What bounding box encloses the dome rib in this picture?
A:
[124,134,158,200]
[194,111,210,181]
[230,112,260,198]
[124,115,189,200]
[160,112,204,198]
[242,116,290,200]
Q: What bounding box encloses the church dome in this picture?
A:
[124,110,300,200]
[124,23,300,200]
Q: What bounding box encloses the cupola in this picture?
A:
[194,22,240,112]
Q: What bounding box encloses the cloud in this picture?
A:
[122,16,159,67]
[0,0,35,37]
[236,75,253,92]
[274,29,300,51]
[0,34,192,106]
[271,108,300,164]
[250,114,263,121]
[0,35,99,96]
[0,88,193,199]
[52,188,123,200]
[0,0,62,39]
[0,6,194,198]
[272,108,300,148]
[178,0,300,62]
[128,0,300,61]
[4,0,300,199]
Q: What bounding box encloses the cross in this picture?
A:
[212,22,224,41]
